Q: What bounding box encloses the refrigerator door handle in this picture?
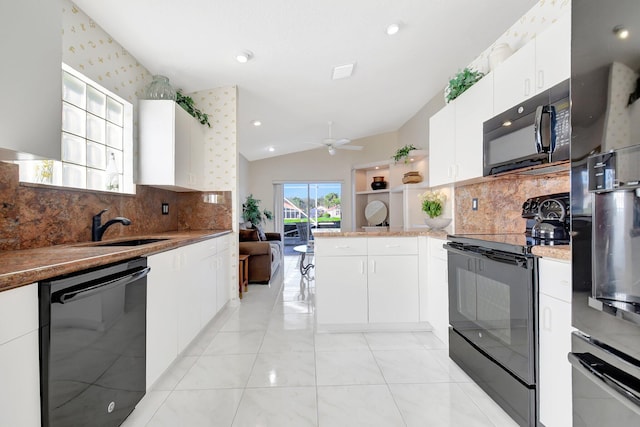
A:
[568,352,640,416]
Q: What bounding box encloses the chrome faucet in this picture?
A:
[92,209,132,241]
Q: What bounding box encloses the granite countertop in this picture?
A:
[531,244,571,261]
[312,228,449,239]
[0,229,232,292]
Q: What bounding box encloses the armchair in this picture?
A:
[238,228,283,283]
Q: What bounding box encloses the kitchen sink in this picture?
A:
[91,238,169,247]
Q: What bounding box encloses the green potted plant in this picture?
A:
[392,144,419,163]
[176,90,212,128]
[445,68,485,103]
[419,190,451,229]
[242,194,273,227]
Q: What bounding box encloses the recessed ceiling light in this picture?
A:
[252,120,262,127]
[236,51,253,63]
[613,25,630,39]
[268,146,275,152]
[386,23,400,35]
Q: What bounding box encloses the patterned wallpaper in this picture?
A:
[603,62,639,151]
[467,0,571,75]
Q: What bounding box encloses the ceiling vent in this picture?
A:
[332,63,355,80]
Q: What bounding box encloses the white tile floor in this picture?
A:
[123,255,518,427]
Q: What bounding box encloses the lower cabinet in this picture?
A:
[538,258,572,427]
[315,236,420,328]
[0,284,40,427]
[146,235,231,388]
[425,237,449,345]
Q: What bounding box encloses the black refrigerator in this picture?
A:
[570,0,640,425]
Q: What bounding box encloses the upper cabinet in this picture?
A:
[139,100,206,192]
[0,0,62,160]
[429,73,493,187]
[494,12,571,114]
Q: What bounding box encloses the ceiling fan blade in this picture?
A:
[336,145,363,151]
[333,138,352,146]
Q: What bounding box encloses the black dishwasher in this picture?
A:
[39,257,150,427]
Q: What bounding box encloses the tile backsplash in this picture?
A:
[454,172,570,234]
[0,161,231,251]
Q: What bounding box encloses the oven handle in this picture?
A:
[568,352,640,416]
[444,243,529,268]
[52,266,151,304]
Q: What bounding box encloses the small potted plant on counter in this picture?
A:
[419,190,451,230]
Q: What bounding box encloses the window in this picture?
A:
[16,64,134,193]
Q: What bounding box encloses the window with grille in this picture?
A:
[16,64,134,194]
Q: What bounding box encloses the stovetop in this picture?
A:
[447,233,570,255]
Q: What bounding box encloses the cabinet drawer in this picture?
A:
[0,284,38,345]
[315,238,367,256]
[427,237,448,261]
[368,237,418,255]
[539,258,571,303]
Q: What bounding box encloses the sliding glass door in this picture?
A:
[282,182,341,252]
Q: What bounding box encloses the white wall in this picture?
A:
[398,89,445,152]
[246,131,398,231]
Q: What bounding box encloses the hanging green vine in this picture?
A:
[176,91,211,128]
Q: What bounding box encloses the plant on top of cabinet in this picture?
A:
[445,67,485,103]
[176,91,211,128]
[392,144,419,163]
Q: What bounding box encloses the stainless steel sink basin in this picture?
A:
[92,238,169,247]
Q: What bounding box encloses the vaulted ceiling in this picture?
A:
[73,0,538,160]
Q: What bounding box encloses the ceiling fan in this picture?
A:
[312,121,363,155]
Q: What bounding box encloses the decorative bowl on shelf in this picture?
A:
[370,176,387,190]
[424,217,452,230]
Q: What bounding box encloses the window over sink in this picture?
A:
[15,64,134,194]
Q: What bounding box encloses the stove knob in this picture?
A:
[522,201,531,212]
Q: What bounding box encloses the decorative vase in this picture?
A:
[489,43,513,71]
[370,176,387,190]
[142,75,177,100]
[424,217,452,230]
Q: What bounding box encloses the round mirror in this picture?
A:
[365,200,388,225]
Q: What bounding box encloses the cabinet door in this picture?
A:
[216,247,231,313]
[146,250,179,388]
[0,330,41,427]
[190,119,206,190]
[539,293,572,427]
[429,103,456,187]
[535,12,571,94]
[0,0,61,160]
[493,41,536,114]
[316,256,368,325]
[174,105,192,189]
[427,238,449,345]
[455,74,493,182]
[368,255,419,323]
[177,248,201,353]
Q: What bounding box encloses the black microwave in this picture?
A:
[483,79,570,176]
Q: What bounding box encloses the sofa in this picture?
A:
[239,227,283,283]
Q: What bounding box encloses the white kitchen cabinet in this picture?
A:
[426,237,449,346]
[139,100,206,191]
[216,234,231,313]
[493,12,570,113]
[429,74,492,187]
[428,103,455,187]
[538,258,572,427]
[315,238,368,325]
[0,0,61,160]
[454,73,493,182]
[195,239,218,328]
[0,284,40,426]
[0,331,41,427]
[367,237,419,323]
[315,237,423,329]
[146,249,180,388]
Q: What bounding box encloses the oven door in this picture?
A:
[445,243,536,384]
